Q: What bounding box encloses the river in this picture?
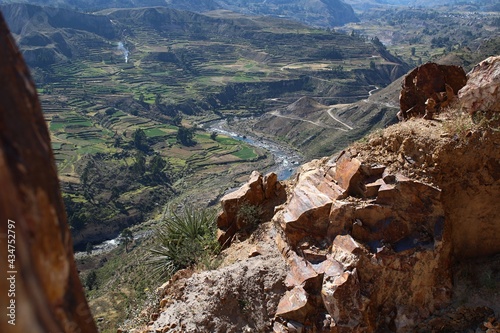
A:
[203,119,303,181]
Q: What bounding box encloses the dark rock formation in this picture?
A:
[399,63,467,120]
[0,12,97,333]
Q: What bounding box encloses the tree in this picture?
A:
[172,113,182,126]
[411,47,416,56]
[150,155,167,179]
[210,131,218,141]
[85,271,97,290]
[132,152,146,176]
[113,136,122,148]
[176,126,196,146]
[120,228,133,252]
[132,128,148,152]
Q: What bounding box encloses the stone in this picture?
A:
[322,269,364,331]
[327,200,355,240]
[399,63,467,120]
[0,13,97,333]
[217,171,285,247]
[217,171,264,229]
[277,166,343,246]
[284,252,322,291]
[458,56,500,115]
[365,178,385,198]
[333,152,364,197]
[275,286,314,322]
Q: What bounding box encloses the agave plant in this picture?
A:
[148,205,219,279]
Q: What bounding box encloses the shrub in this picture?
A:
[237,202,262,230]
[148,205,219,279]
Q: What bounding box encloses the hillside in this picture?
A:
[1,8,499,333]
[0,0,360,27]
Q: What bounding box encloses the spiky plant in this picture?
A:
[148,205,219,280]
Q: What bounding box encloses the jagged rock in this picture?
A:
[322,268,364,332]
[276,286,314,322]
[458,55,500,115]
[217,171,286,247]
[147,56,500,333]
[399,63,467,120]
[277,163,343,247]
[274,153,451,331]
[0,13,97,333]
[276,153,372,247]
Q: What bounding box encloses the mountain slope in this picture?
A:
[0,0,359,27]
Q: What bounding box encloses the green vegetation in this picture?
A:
[120,228,134,252]
[237,202,262,230]
[148,205,220,280]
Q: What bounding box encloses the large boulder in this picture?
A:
[399,63,467,120]
[0,13,97,333]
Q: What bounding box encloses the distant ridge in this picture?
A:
[0,0,359,27]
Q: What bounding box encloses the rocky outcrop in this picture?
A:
[458,56,500,115]
[273,152,451,332]
[142,222,288,333]
[399,63,467,120]
[217,171,286,247]
[0,13,97,333]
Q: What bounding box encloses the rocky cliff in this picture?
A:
[0,12,97,333]
[139,58,500,333]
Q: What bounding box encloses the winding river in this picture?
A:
[203,119,303,181]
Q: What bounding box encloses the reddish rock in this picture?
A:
[399,63,467,120]
[217,171,286,247]
[327,200,355,240]
[322,269,364,332]
[333,152,364,197]
[284,253,322,291]
[0,13,97,333]
[458,56,500,115]
[277,165,343,246]
[217,171,264,230]
[276,286,314,322]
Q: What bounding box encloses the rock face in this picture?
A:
[149,222,288,333]
[458,56,500,115]
[273,152,451,332]
[217,171,286,247]
[399,63,467,120]
[0,13,97,333]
